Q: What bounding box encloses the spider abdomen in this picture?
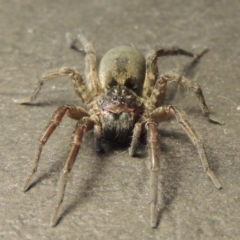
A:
[99,46,146,95]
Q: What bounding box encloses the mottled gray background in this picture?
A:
[1,0,240,239]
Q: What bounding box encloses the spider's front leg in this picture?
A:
[151,106,222,189]
[23,105,89,192]
[51,117,94,226]
[129,122,143,156]
[146,122,161,228]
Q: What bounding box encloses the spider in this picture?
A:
[16,31,222,228]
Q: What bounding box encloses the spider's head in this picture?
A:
[98,85,143,142]
[99,85,143,117]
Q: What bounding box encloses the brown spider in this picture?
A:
[16,31,222,228]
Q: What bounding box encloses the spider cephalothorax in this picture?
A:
[16,31,222,228]
[99,85,143,142]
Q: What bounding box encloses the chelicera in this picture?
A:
[16,31,222,228]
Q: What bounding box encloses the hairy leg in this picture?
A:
[129,122,143,156]
[14,67,92,105]
[93,123,103,152]
[151,106,222,189]
[51,117,94,226]
[68,31,103,96]
[149,72,223,124]
[147,122,161,228]
[22,105,89,192]
[143,47,208,98]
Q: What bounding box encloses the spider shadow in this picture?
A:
[22,130,105,226]
[182,56,204,79]
[155,121,222,227]
[56,138,147,225]
[165,53,206,104]
[25,160,62,191]
[103,137,148,159]
[155,128,192,226]
[52,134,108,225]
[59,158,106,225]
[17,99,82,108]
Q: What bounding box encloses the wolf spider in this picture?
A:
[16,31,222,228]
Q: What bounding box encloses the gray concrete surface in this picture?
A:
[1,0,240,239]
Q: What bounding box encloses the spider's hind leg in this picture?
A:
[68,31,103,96]
[129,122,143,156]
[143,47,207,99]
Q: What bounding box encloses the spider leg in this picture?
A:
[129,122,143,156]
[14,68,92,105]
[146,122,161,228]
[22,105,89,192]
[69,31,103,96]
[51,117,94,226]
[149,72,223,124]
[151,106,222,189]
[143,47,208,98]
[93,123,103,152]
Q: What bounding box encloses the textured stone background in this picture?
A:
[1,0,240,239]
